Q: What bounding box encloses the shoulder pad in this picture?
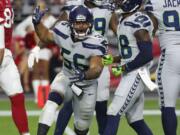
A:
[87,33,108,47]
[125,12,152,29]
[53,21,70,39]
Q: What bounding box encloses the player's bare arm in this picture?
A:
[0,25,5,65]
[58,11,68,22]
[34,21,54,44]
[32,6,54,45]
[51,11,68,29]
[134,29,152,42]
[85,56,104,80]
[109,12,118,35]
[113,55,121,63]
[146,12,158,36]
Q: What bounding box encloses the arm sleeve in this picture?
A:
[125,41,153,72]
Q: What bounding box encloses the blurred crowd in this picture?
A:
[8,0,160,95]
[12,0,63,23]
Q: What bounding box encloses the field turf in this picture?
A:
[0,98,180,135]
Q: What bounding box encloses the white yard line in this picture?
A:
[1,110,180,135]
[0,110,180,116]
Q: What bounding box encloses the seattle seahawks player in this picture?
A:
[29,5,107,135]
[102,0,154,135]
[145,1,180,135]
[54,0,118,135]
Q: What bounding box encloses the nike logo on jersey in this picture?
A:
[163,0,180,8]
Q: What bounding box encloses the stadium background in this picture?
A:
[0,0,179,135]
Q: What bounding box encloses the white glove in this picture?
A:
[28,46,40,68]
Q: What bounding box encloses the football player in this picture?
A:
[29,5,107,135]
[102,0,154,135]
[54,0,118,135]
[145,1,180,135]
[0,0,30,135]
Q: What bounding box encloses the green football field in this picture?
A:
[0,98,180,135]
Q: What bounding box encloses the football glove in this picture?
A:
[32,6,48,25]
[111,65,123,77]
[102,54,113,66]
[69,68,85,83]
[28,46,40,68]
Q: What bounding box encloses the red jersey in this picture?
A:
[0,0,13,49]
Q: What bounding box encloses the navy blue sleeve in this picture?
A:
[124,41,153,72]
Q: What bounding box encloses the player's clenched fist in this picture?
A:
[102,54,113,66]
[32,6,48,25]
[111,65,123,77]
[69,68,85,83]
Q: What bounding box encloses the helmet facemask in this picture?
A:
[69,6,93,40]
[71,21,92,40]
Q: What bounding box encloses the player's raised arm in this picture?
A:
[32,6,54,44]
[109,12,118,35]
[144,7,158,36]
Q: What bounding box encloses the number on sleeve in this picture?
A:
[4,8,13,28]
[119,35,132,59]
[163,10,180,31]
[94,18,106,35]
